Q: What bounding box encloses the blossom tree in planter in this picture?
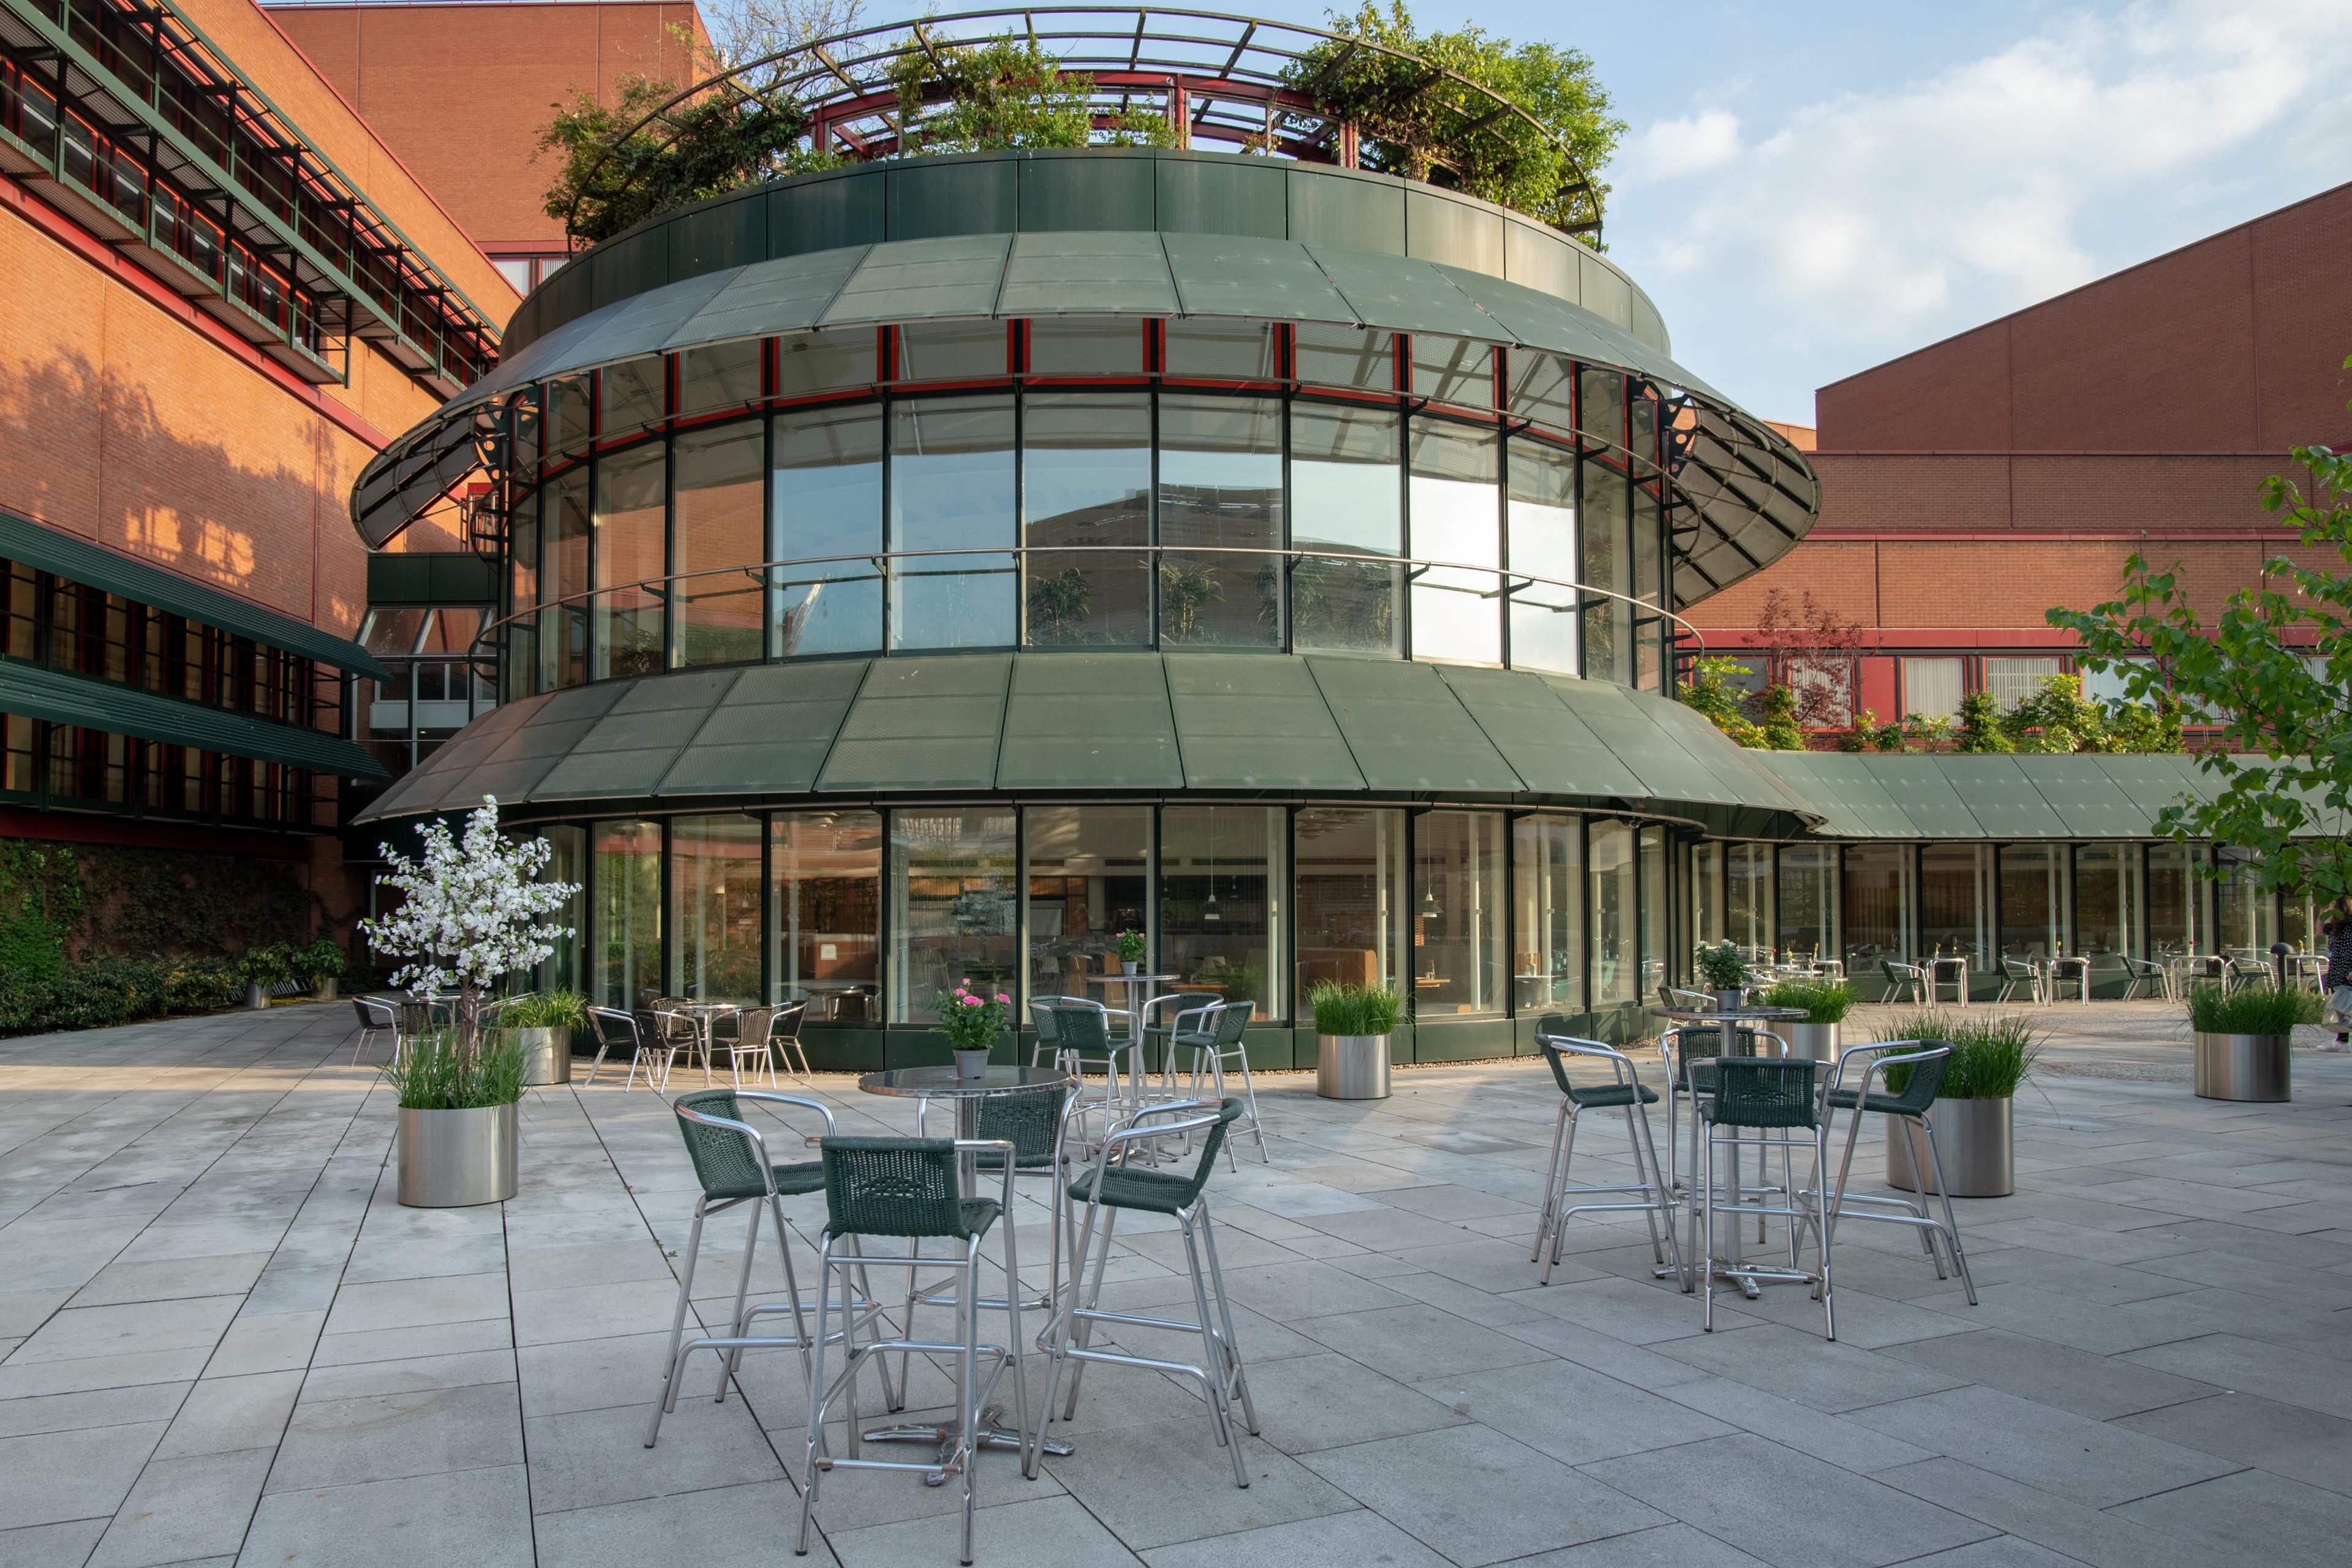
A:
[361,796,578,1055]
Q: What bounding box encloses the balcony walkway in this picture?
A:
[1,1000,2347,1567]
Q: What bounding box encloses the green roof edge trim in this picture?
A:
[0,657,389,781]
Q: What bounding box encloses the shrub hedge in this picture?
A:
[0,956,247,1036]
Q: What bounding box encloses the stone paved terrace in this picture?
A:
[3,1000,2350,1567]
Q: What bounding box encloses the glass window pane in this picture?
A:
[1997,843,2067,962]
[772,404,884,656]
[680,338,763,417]
[1630,386,1660,472]
[1509,351,1574,434]
[2149,842,2203,960]
[1985,656,2064,711]
[778,326,878,397]
[889,809,1017,1024]
[593,442,666,679]
[1588,818,1635,1008]
[1508,437,1578,674]
[601,354,664,440]
[1291,404,1401,657]
[1580,458,1630,685]
[1412,810,1506,1016]
[1297,807,1406,1002]
[1842,843,1913,990]
[673,813,761,1001]
[891,396,1016,650]
[593,819,661,1010]
[1777,845,1836,964]
[772,810,881,1020]
[1411,335,1493,407]
[1922,844,1994,985]
[1160,805,1284,1022]
[548,374,593,459]
[1024,805,1152,1004]
[362,608,428,655]
[537,823,584,995]
[1633,488,1663,691]
[1409,419,1500,665]
[896,322,1004,382]
[1640,824,1668,1001]
[1165,320,1276,379]
[1295,324,1392,391]
[2215,847,2273,957]
[1158,394,1282,647]
[1023,393,1151,646]
[2074,844,2139,973]
[1579,367,1624,450]
[674,420,764,666]
[1513,815,1585,1013]
[543,467,590,689]
[511,388,541,474]
[1691,840,1723,951]
[1029,317,1144,376]
[1727,842,1774,954]
[1903,658,1964,722]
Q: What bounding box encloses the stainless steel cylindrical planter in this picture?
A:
[397,1102,519,1207]
[1317,1035,1392,1099]
[1885,1097,2014,1198]
[503,1027,573,1087]
[244,983,268,1011]
[2193,1031,2291,1102]
[1784,1021,1840,1061]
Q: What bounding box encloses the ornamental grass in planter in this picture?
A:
[1872,1009,2044,1197]
[2184,981,2313,1102]
[1758,978,1856,1060]
[497,990,589,1086]
[1310,981,1400,1100]
[381,1030,528,1207]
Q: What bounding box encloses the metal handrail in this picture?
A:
[559,7,1605,243]
[469,541,1706,663]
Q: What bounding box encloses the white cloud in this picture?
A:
[1611,0,2352,415]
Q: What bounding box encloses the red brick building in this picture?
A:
[1689,179,2352,729]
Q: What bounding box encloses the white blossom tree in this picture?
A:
[361,797,578,1049]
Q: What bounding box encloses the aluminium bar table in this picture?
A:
[1657,1006,1812,1299]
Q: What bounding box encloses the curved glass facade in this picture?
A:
[493,318,1675,699]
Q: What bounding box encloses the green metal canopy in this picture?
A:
[0,658,390,780]
[354,652,1822,834]
[0,511,387,681]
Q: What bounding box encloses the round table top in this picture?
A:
[1083,972,1176,985]
[1659,1006,1812,1024]
[857,1065,1074,1099]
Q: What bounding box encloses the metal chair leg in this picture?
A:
[646,1201,709,1447]
[1918,1111,1979,1306]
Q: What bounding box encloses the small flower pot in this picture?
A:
[1121,960,1140,976]
[1713,989,1746,1014]
[397,1101,519,1207]
[1317,1034,1391,1099]
[952,1047,990,1079]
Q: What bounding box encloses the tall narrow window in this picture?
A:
[1512,815,1584,1014]
[890,397,1016,650]
[542,467,590,690]
[1023,805,1152,1005]
[772,810,881,1020]
[1296,807,1405,1004]
[1507,437,1578,674]
[888,809,1017,1024]
[1640,824,1668,1000]
[1159,805,1284,1021]
[1588,818,1635,1007]
[593,819,662,1009]
[674,420,764,666]
[673,814,761,1001]
[1842,843,1913,986]
[1777,845,1837,963]
[1412,810,1506,1016]
[1158,396,1281,647]
[1408,420,1501,665]
[1291,405,1401,657]
[2148,842,2203,960]
[1023,393,1150,646]
[772,405,883,656]
[2074,843,2139,970]
[1921,844,1994,987]
[1580,459,1630,685]
[2214,847,2272,956]
[593,442,666,679]
[1997,844,2067,963]
[538,824,584,996]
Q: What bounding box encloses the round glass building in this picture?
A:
[352,20,1828,1066]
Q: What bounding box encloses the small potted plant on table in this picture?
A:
[363,797,578,1208]
[1760,977,1856,1060]
[1112,928,1147,976]
[1695,940,1752,1013]
[496,990,589,1086]
[1313,980,1401,1100]
[2185,980,2312,1102]
[943,980,1010,1077]
[1878,1009,2042,1197]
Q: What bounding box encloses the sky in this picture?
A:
[1247,0,2352,423]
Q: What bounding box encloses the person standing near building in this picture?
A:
[2324,898,2352,1049]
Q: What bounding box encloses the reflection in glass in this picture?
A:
[1291,405,1401,656]
[673,813,761,1000]
[548,374,593,459]
[1691,840,1723,949]
[1998,844,2066,961]
[1029,317,1144,376]
[1580,459,1630,684]
[1411,336,1493,407]
[1726,842,1773,953]
[779,326,878,396]
[507,493,539,698]
[1165,321,1277,379]
[2149,842,2203,960]
[2214,847,2273,957]
[674,420,764,666]
[593,818,661,1010]
[543,468,590,690]
[1921,844,1993,989]
[601,355,663,440]
[1777,845,1836,962]
[1633,486,1664,691]
[1580,366,1625,450]
[1023,805,1151,1005]
[1843,842,1913,987]
[1160,805,1283,1021]
[891,397,1016,650]
[1295,324,1392,391]
[2074,843,2139,971]
[1513,815,1585,1012]
[1158,396,1282,647]
[538,824,584,995]
[1589,818,1635,1007]
[1409,419,1501,665]
[1295,807,1404,1001]
[772,405,883,655]
[888,809,1017,1024]
[1413,810,1506,1016]
[1023,394,1150,646]
[1507,437,1578,675]
[772,810,881,1020]
[1510,351,1575,434]
[594,442,666,679]
[680,338,762,416]
[895,322,1002,382]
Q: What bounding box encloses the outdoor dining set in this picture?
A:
[1876,946,2326,1006]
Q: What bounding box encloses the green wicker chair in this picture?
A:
[795,1134,1029,1567]
[645,1089,893,1449]
[1036,998,1141,1136]
[1695,1057,1834,1337]
[1040,1097,1258,1489]
[1139,990,1222,1080]
[1813,1041,1977,1305]
[1529,1027,1681,1288]
[1167,1002,1268,1168]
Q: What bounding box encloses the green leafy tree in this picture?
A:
[1953,689,2015,753]
[2050,394,2352,902]
[540,78,815,243]
[1027,567,1094,644]
[889,35,1174,154]
[1754,683,1806,751]
[1680,657,1765,747]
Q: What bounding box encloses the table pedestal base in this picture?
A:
[859,1408,1073,1484]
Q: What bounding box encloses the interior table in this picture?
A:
[853,1065,1077,1478]
[1657,1006,1813,1299]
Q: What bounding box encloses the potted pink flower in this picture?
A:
[942,979,1011,1077]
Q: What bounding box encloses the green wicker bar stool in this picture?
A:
[1658,1020,1792,1257]
[1169,1002,1269,1168]
[1812,1041,1978,1305]
[1037,998,1141,1139]
[796,1136,1030,1567]
[1140,991,1222,1082]
[1697,1058,1834,1337]
[645,1089,894,1449]
[1039,1098,1258,1489]
[1529,1026,1682,1287]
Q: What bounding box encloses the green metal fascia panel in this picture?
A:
[1923,756,2070,839]
[592,226,671,314]
[1286,167,1406,255]
[668,189,766,282]
[660,660,867,797]
[1303,246,1500,341]
[1431,666,1643,798]
[1438,267,1727,405]
[1164,654,1361,790]
[2031,756,2163,838]
[1,511,385,679]
[1161,234,1354,323]
[0,656,385,780]
[1761,754,1912,838]
[1016,153,1156,233]
[564,266,735,371]
[996,233,1178,317]
[819,234,1012,326]
[1155,156,1287,240]
[1539,677,1749,807]
[1404,188,1503,277]
[818,655,1012,791]
[771,172,888,259]
[996,654,1183,789]
[535,669,742,801]
[679,246,868,348]
[1869,756,1985,839]
[1643,698,1823,815]
[417,682,629,817]
[1305,658,1520,792]
[886,157,1017,239]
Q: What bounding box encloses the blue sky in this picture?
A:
[1251,1,2352,423]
